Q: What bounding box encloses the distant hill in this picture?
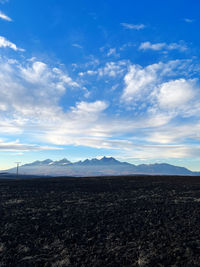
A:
[3,157,200,177]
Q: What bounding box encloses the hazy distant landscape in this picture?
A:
[1,175,200,266]
[3,157,200,177]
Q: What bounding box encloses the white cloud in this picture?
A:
[157,79,195,109]
[53,67,79,88]
[121,60,194,103]
[139,42,166,51]
[99,62,123,77]
[0,36,24,51]
[121,63,157,102]
[68,100,107,125]
[139,41,187,52]
[19,61,79,91]
[121,60,200,128]
[78,70,97,76]
[167,42,187,51]
[78,60,128,78]
[20,61,49,83]
[98,61,128,78]
[0,57,80,121]
[87,70,97,75]
[43,100,111,148]
[121,23,145,30]
[0,11,12,21]
[71,101,108,114]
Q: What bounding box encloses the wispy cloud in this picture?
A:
[79,60,128,78]
[72,43,83,49]
[121,23,145,30]
[184,18,194,23]
[145,122,200,145]
[139,41,187,52]
[0,36,24,51]
[0,140,62,152]
[121,143,200,160]
[0,10,12,21]
[107,48,120,57]
[139,42,165,51]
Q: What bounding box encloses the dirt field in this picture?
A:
[0,175,200,266]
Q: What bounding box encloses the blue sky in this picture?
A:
[0,0,200,170]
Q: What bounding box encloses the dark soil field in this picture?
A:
[1,175,200,266]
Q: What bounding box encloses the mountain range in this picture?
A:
[2,157,200,177]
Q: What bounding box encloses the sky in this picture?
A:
[0,0,200,171]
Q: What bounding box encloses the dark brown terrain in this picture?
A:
[0,175,200,266]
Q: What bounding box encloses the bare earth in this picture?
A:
[0,175,200,266]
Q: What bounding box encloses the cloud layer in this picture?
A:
[0,51,200,161]
[0,140,60,151]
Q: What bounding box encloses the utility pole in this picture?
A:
[15,162,21,178]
